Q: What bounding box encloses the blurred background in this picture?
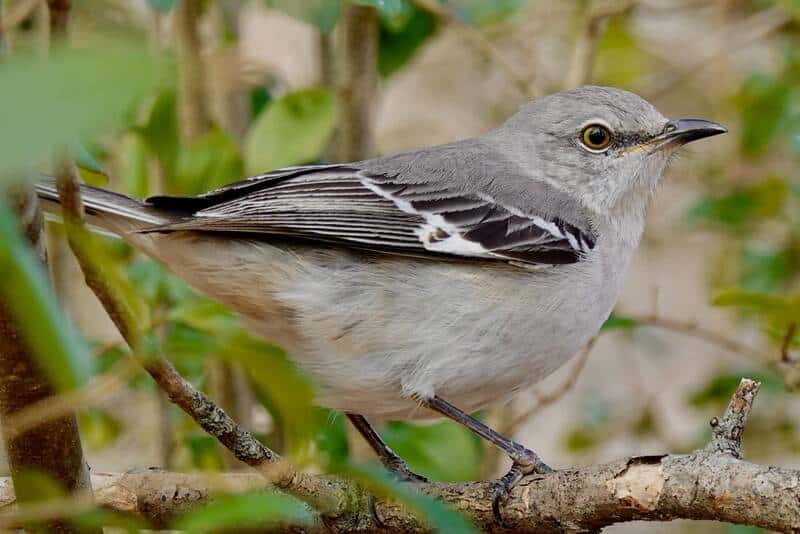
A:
[1,0,799,532]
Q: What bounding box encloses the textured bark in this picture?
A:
[333,3,379,162]
[0,450,796,532]
[0,186,95,534]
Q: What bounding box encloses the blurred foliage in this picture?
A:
[0,42,161,175]
[244,89,336,174]
[1,1,800,532]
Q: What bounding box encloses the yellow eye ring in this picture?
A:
[580,124,613,151]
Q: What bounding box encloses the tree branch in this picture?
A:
[414,0,538,100]
[333,3,379,162]
[174,0,210,143]
[563,0,637,89]
[0,378,793,532]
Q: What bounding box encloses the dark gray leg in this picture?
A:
[420,395,553,524]
[346,413,428,483]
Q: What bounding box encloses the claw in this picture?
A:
[492,450,554,526]
[385,457,429,484]
[492,464,524,526]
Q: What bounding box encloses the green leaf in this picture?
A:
[169,297,240,333]
[712,289,789,313]
[265,0,340,34]
[71,508,149,533]
[175,128,243,195]
[379,5,437,77]
[183,434,225,471]
[313,410,349,466]
[244,89,335,174]
[450,0,522,26]
[224,332,320,460]
[0,42,158,175]
[174,491,313,532]
[0,201,93,390]
[601,314,639,330]
[689,369,782,408]
[79,408,123,450]
[338,463,477,534]
[687,177,789,228]
[137,90,180,185]
[350,0,407,18]
[382,420,481,481]
[118,132,150,198]
[739,246,793,293]
[74,143,108,187]
[14,469,67,502]
[147,0,177,12]
[738,73,794,157]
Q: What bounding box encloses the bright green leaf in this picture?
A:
[601,314,639,330]
[137,90,180,186]
[244,89,335,174]
[118,132,150,198]
[0,201,92,390]
[174,491,313,532]
[382,420,480,481]
[0,42,158,175]
[175,128,243,195]
[169,297,239,333]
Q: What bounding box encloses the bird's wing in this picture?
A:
[146,162,596,265]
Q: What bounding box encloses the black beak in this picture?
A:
[652,118,727,150]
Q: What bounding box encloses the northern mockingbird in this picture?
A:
[37,85,725,518]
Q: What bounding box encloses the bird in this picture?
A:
[36,85,726,519]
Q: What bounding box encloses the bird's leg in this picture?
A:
[419,395,553,524]
[346,413,428,483]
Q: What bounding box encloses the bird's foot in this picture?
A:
[491,446,553,526]
[383,456,429,484]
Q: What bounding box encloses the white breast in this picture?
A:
[129,229,636,421]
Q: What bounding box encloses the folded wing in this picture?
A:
[146,163,596,266]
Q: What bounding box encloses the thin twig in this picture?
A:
[635,314,760,358]
[705,378,760,458]
[781,323,797,363]
[508,336,598,431]
[414,0,538,99]
[0,0,41,33]
[645,6,791,98]
[563,0,638,89]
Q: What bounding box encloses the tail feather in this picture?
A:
[35,180,175,236]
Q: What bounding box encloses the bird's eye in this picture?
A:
[580,124,613,151]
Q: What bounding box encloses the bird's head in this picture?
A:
[495,85,726,218]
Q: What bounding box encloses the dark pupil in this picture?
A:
[588,127,607,146]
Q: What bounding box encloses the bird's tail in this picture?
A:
[35,180,176,237]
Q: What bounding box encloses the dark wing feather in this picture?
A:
[145,164,596,265]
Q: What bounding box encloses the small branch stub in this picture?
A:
[706,378,761,458]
